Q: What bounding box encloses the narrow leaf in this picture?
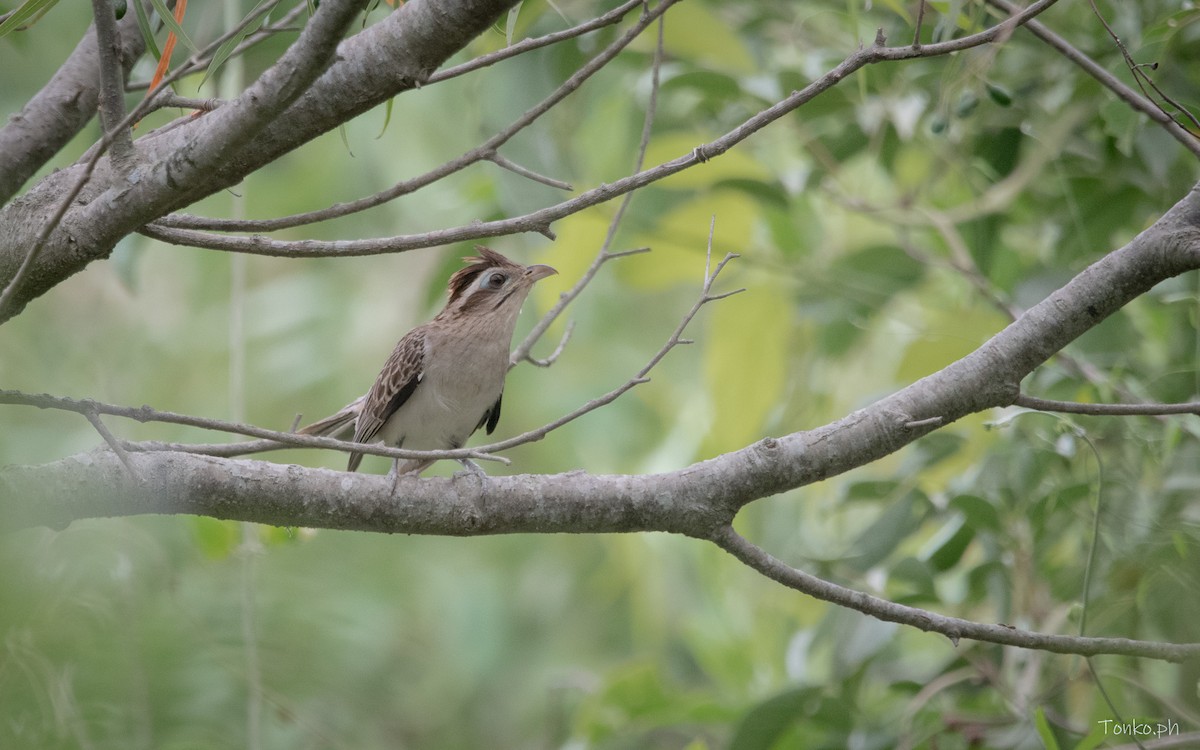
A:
[376,97,395,139]
[147,0,198,54]
[199,0,274,91]
[1033,707,1060,750]
[132,0,163,65]
[0,0,61,40]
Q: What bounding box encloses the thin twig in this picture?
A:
[522,320,575,367]
[0,390,508,466]
[509,13,667,368]
[1015,394,1200,416]
[475,247,743,456]
[709,524,1200,662]
[428,0,642,85]
[1086,0,1200,135]
[986,0,1200,159]
[138,0,1061,257]
[152,0,678,234]
[150,93,226,113]
[83,406,140,478]
[126,0,296,93]
[487,153,572,191]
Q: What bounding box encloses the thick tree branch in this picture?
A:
[152,0,671,233]
[7,182,1200,527]
[0,0,524,323]
[0,2,147,205]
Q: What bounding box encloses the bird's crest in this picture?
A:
[446,246,521,303]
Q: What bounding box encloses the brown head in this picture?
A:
[440,246,557,319]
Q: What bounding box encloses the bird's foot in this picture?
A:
[452,459,489,481]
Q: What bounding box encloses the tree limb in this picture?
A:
[0,0,524,323]
[708,525,1200,662]
[0,1,147,204]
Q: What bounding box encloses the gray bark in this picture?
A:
[0,0,522,322]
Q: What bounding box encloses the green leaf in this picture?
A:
[1033,706,1060,750]
[728,687,821,750]
[337,122,354,156]
[147,0,199,54]
[504,0,522,46]
[0,0,60,39]
[949,494,1000,532]
[889,556,936,602]
[199,0,276,91]
[132,0,163,66]
[846,490,932,572]
[190,517,241,559]
[955,90,979,118]
[985,82,1013,107]
[843,480,901,503]
[376,96,395,139]
[920,514,974,572]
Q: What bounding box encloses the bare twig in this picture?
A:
[149,93,226,113]
[138,0,1061,257]
[426,0,642,84]
[126,0,296,93]
[521,320,575,367]
[510,12,667,367]
[986,0,1200,159]
[1086,0,1200,135]
[474,237,743,456]
[152,0,677,233]
[83,406,139,478]
[0,390,508,466]
[1015,394,1200,416]
[487,153,573,191]
[709,524,1200,662]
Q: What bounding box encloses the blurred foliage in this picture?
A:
[2,0,1200,748]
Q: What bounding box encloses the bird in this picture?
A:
[299,247,557,478]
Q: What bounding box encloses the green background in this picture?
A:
[2,0,1199,747]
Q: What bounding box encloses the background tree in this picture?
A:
[1,0,1199,748]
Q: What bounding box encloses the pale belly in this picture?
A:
[376,345,507,451]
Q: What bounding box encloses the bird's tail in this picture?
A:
[297,395,364,440]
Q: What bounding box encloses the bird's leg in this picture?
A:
[388,458,402,494]
[453,458,488,480]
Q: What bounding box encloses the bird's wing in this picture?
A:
[478,393,502,435]
[349,328,425,471]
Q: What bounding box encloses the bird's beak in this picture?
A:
[525,264,558,282]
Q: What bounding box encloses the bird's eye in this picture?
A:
[481,272,507,290]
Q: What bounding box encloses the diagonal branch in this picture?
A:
[0,1,147,205]
[136,0,1062,258]
[0,390,507,467]
[511,11,666,368]
[151,0,675,233]
[708,525,1200,662]
[986,0,1200,160]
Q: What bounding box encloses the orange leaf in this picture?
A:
[147,0,188,95]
